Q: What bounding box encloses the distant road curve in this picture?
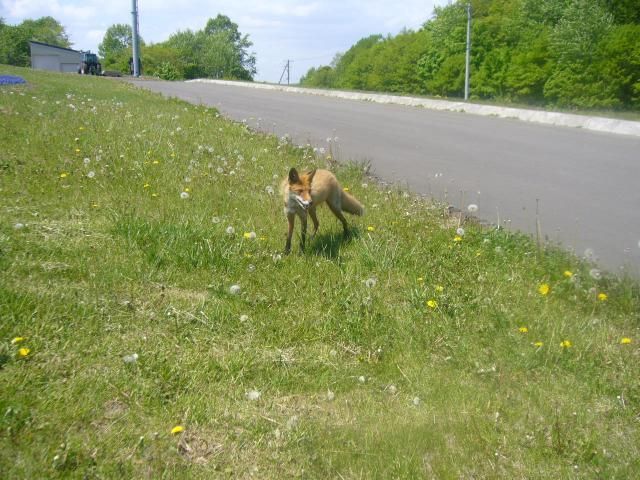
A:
[131,79,640,275]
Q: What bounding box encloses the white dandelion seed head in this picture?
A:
[246,390,261,401]
[226,226,235,235]
[184,177,191,183]
[240,314,249,322]
[584,248,596,260]
[329,349,337,357]
[365,277,377,288]
[589,268,602,280]
[361,183,368,189]
[83,157,90,165]
[272,253,282,263]
[319,147,325,155]
[358,376,366,384]
[388,385,397,395]
[247,231,256,240]
[212,216,221,224]
[467,204,479,213]
[247,264,256,273]
[326,390,335,401]
[14,222,25,230]
[229,284,241,295]
[413,396,421,406]
[123,353,139,364]
[456,227,465,236]
[87,171,95,178]
[217,167,224,174]
[180,191,189,199]
[265,186,275,195]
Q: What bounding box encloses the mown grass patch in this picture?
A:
[1,66,639,478]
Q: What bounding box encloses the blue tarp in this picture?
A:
[0,75,27,85]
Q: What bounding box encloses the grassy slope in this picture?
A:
[1,66,639,479]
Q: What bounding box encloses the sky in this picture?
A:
[1,0,451,82]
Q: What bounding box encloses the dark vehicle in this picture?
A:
[78,52,101,75]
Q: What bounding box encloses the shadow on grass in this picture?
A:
[309,228,361,259]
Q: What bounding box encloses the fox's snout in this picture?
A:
[295,195,312,210]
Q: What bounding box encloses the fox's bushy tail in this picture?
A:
[341,191,365,216]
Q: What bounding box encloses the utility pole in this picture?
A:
[278,60,290,85]
[464,2,471,101]
[131,0,141,77]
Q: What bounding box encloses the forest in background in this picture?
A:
[300,0,640,110]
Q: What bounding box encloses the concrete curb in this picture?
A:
[186,78,640,137]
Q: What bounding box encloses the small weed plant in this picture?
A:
[1,66,638,478]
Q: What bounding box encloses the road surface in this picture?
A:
[132,80,640,275]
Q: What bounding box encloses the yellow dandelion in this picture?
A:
[11,337,26,344]
[597,293,608,302]
[417,277,424,283]
[170,152,176,158]
[343,187,349,192]
[426,300,438,309]
[534,341,544,348]
[91,203,99,208]
[171,425,184,435]
[435,285,444,293]
[563,270,573,278]
[560,340,572,348]
[18,348,30,357]
[153,160,160,165]
[476,251,482,257]
[185,187,190,193]
[538,284,550,296]
[620,337,632,345]
[454,236,463,242]
[75,148,80,154]
[79,126,84,131]
[519,326,528,333]
[143,183,150,188]
[367,226,375,232]
[60,172,68,178]
[151,193,158,198]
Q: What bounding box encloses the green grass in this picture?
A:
[1,65,639,479]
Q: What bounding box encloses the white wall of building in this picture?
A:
[30,42,81,73]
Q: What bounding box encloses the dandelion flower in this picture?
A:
[589,268,602,280]
[456,227,465,236]
[60,172,68,178]
[180,191,189,199]
[240,314,249,322]
[226,226,235,235]
[246,390,261,401]
[326,390,335,401]
[435,285,444,293]
[87,171,95,179]
[265,186,274,195]
[427,300,438,308]
[123,353,139,364]
[467,204,479,213]
[365,277,377,288]
[243,232,257,240]
[538,284,550,296]
[11,337,26,344]
[171,425,184,435]
[620,337,632,345]
[519,326,529,333]
[597,293,608,302]
[563,270,573,278]
[560,340,572,348]
[412,397,421,406]
[358,376,366,384]
[388,385,397,395]
[143,183,150,188]
[229,284,241,295]
[343,187,349,192]
[534,341,544,348]
[367,226,375,232]
[454,236,463,242]
[417,277,424,283]
[212,216,221,224]
[18,348,30,357]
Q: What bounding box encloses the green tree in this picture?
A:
[0,16,70,67]
[99,24,145,71]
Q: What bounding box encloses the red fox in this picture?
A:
[281,167,364,253]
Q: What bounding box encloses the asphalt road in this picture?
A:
[133,80,640,275]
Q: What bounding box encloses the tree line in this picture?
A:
[0,14,256,82]
[300,0,640,110]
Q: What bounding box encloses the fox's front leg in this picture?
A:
[309,207,319,240]
[284,212,295,254]
[300,214,308,252]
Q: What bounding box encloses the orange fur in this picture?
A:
[281,167,364,253]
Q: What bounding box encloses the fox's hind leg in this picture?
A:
[327,201,349,235]
[300,213,308,252]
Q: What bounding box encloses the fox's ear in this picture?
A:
[288,168,300,184]
[306,168,317,182]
